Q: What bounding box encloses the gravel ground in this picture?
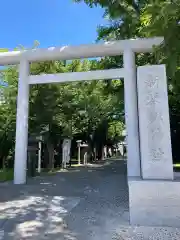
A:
[0,159,180,240]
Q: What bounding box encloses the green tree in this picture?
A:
[74,0,180,163]
[0,56,125,170]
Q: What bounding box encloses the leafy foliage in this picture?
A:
[0,58,124,169]
[75,0,180,162]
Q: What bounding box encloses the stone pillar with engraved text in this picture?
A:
[137,65,173,180]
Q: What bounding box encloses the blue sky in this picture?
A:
[0,0,107,50]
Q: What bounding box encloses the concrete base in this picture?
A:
[128,177,180,227]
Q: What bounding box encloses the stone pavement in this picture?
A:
[0,159,180,239]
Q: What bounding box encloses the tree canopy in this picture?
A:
[74,0,180,162]
[0,58,125,169]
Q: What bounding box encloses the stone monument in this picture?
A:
[62,138,71,169]
[80,143,88,165]
[128,65,178,227]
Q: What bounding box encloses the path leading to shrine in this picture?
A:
[0,158,180,240]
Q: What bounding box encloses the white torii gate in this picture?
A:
[0,37,178,226]
[0,37,163,184]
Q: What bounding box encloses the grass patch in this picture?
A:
[173,163,180,172]
[174,163,180,168]
[0,168,13,182]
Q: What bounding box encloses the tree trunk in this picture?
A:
[2,156,6,169]
[102,147,105,161]
[47,140,55,170]
[43,143,49,169]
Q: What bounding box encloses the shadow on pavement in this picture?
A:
[0,158,129,240]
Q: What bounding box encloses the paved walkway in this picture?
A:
[0,159,180,239]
